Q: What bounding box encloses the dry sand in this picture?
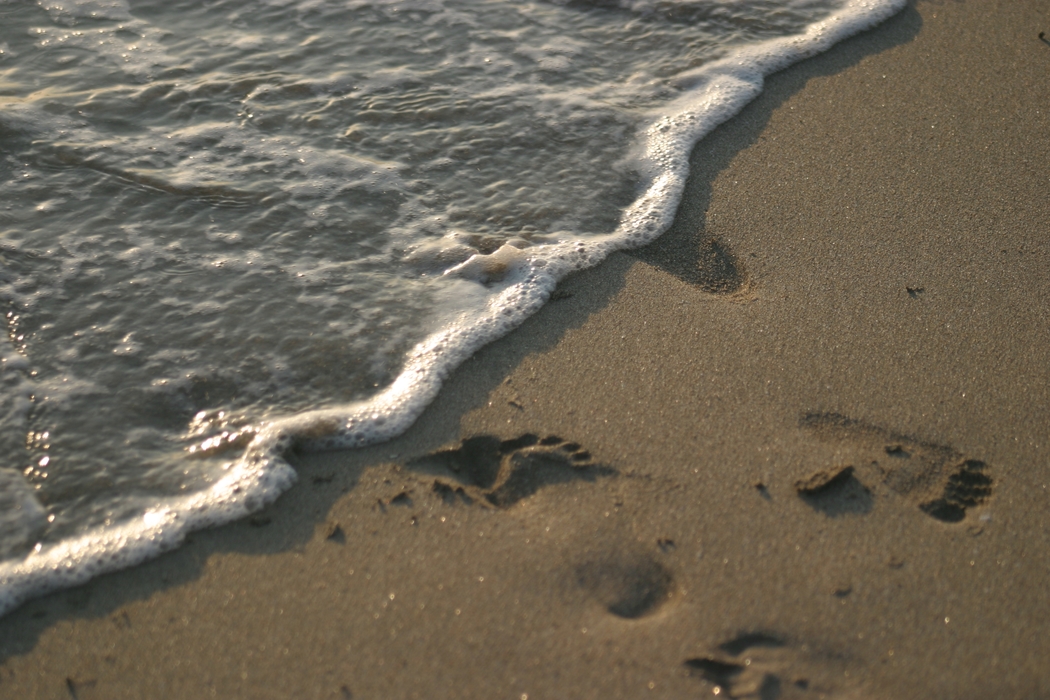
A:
[3,1,1050,698]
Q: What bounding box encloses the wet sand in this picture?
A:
[3,1,1050,697]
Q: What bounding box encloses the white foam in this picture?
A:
[0,0,906,618]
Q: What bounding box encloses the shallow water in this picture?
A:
[0,0,904,614]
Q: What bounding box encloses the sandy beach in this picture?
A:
[3,1,1050,697]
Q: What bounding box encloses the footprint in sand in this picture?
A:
[797,412,994,524]
[407,433,614,509]
[630,231,752,296]
[685,632,795,699]
[575,549,676,620]
[685,631,852,699]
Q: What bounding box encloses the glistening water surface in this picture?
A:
[0,0,904,614]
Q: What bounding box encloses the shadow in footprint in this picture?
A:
[919,459,993,523]
[684,657,746,689]
[794,465,873,517]
[413,435,505,489]
[575,550,675,619]
[406,433,614,509]
[719,632,787,656]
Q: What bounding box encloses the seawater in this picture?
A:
[0,0,904,616]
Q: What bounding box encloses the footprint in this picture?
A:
[575,549,676,619]
[630,230,750,295]
[407,434,613,509]
[799,412,994,524]
[684,632,790,699]
[684,632,850,699]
